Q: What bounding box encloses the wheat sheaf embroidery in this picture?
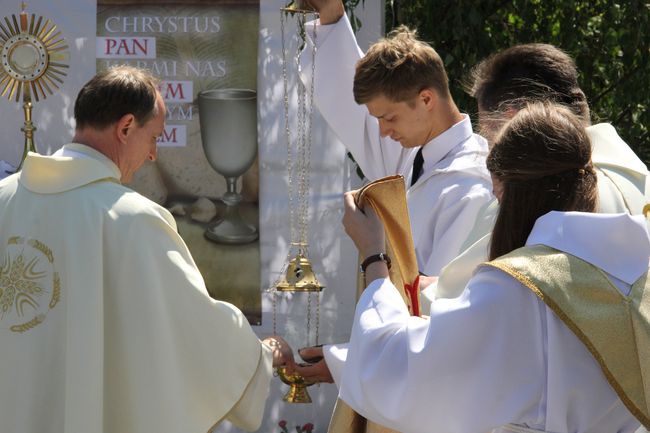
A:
[0,254,45,317]
[0,237,60,333]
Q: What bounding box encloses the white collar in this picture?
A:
[19,143,121,194]
[52,145,96,160]
[420,114,473,170]
[526,211,650,284]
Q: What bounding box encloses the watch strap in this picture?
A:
[360,253,391,273]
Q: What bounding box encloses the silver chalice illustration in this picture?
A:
[198,88,258,244]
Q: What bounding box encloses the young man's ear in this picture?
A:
[418,88,438,111]
[116,114,136,144]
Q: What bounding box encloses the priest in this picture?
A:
[0,66,293,433]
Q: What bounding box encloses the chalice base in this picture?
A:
[204,213,258,244]
[282,383,312,403]
[276,366,314,404]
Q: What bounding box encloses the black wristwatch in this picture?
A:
[360,253,391,273]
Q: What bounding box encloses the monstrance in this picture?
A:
[0,2,69,170]
[272,0,324,404]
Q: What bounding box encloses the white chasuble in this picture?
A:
[0,144,272,433]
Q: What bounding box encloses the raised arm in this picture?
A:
[298,0,406,180]
[308,0,345,25]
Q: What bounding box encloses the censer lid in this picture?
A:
[276,253,324,292]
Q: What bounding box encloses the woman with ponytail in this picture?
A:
[486,103,598,259]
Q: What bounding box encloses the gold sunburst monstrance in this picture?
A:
[0,2,70,170]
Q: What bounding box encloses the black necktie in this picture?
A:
[410,147,424,186]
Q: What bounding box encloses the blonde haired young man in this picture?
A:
[302,1,493,282]
[295,0,493,409]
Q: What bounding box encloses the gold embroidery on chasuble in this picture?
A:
[0,236,60,332]
[483,245,650,430]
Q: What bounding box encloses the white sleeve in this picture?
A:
[225,344,274,431]
[339,270,547,433]
[428,233,490,301]
[322,343,349,388]
[104,209,271,432]
[422,179,494,275]
[300,15,405,180]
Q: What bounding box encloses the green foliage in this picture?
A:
[343,0,366,33]
[387,0,650,164]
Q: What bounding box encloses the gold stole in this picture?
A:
[484,245,650,430]
[327,175,421,433]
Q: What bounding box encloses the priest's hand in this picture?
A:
[306,0,345,25]
[294,346,334,384]
[263,335,296,369]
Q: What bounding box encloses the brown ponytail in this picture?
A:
[487,102,598,260]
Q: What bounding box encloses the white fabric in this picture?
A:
[589,123,649,216]
[339,212,648,433]
[526,211,649,284]
[420,199,497,304]
[501,424,553,433]
[51,146,93,159]
[300,16,493,275]
[226,343,274,431]
[0,144,272,433]
[421,122,650,310]
[589,123,648,174]
[322,343,349,387]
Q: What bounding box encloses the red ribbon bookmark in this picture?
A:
[404,275,420,317]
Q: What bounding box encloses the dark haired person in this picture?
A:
[338,103,649,433]
[422,43,650,305]
[0,66,293,433]
[470,43,647,216]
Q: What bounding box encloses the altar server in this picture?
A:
[302,0,493,276]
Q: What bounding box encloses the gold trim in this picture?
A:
[49,272,60,309]
[28,238,53,263]
[10,313,43,332]
[483,248,650,430]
